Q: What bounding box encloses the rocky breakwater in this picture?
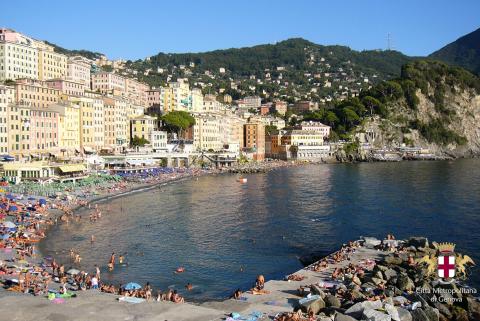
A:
[286,237,479,321]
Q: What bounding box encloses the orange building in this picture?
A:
[243,121,265,161]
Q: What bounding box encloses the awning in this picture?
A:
[58,164,86,173]
[83,147,95,154]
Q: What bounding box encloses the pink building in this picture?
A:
[28,106,60,153]
[91,72,125,93]
[147,89,161,105]
[46,79,86,97]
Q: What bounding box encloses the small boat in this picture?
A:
[237,177,247,183]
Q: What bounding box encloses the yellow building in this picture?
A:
[86,92,105,151]
[72,97,95,152]
[102,97,116,149]
[6,104,31,159]
[50,102,81,154]
[130,114,157,143]
[160,86,175,113]
[191,113,222,152]
[280,130,325,146]
[36,42,67,81]
[0,85,15,154]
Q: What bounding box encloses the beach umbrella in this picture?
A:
[28,197,36,201]
[6,194,15,200]
[67,268,80,275]
[39,199,47,205]
[2,221,16,228]
[8,206,18,212]
[124,282,142,290]
[2,234,10,240]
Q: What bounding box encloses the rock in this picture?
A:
[397,308,412,321]
[411,308,428,321]
[363,236,382,247]
[450,306,468,321]
[300,297,325,315]
[384,303,401,321]
[433,303,451,319]
[345,300,382,319]
[466,296,480,320]
[324,295,341,308]
[311,285,326,298]
[372,277,384,286]
[396,274,415,291]
[334,313,357,321]
[406,237,429,249]
[423,306,439,321]
[362,308,392,321]
[384,269,398,281]
[375,265,389,272]
[393,296,409,305]
[385,255,403,265]
[350,289,366,301]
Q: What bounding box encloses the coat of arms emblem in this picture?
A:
[417,242,475,284]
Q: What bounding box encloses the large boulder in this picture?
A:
[334,313,357,321]
[383,269,398,281]
[466,296,480,320]
[433,302,451,319]
[385,255,403,265]
[384,303,401,321]
[397,308,412,321]
[396,274,415,291]
[363,237,381,248]
[423,306,439,321]
[406,237,429,249]
[411,308,429,321]
[345,300,382,319]
[362,308,392,321]
[300,297,325,315]
[324,295,341,308]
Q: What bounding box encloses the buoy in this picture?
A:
[237,177,247,183]
[175,267,185,273]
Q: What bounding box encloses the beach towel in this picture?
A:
[118,296,146,304]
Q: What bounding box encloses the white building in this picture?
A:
[0,28,38,81]
[67,56,91,86]
[151,130,167,151]
[300,121,331,139]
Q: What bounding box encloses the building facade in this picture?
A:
[243,121,265,161]
[66,56,91,86]
[0,85,14,153]
[0,28,38,81]
[14,78,60,108]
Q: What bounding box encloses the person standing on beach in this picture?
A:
[95,264,101,281]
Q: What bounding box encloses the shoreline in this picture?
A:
[1,159,479,320]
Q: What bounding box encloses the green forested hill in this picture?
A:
[429,27,480,75]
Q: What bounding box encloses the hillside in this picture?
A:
[44,41,104,60]
[124,38,413,102]
[353,60,480,157]
[429,27,480,75]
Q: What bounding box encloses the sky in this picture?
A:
[1,0,479,60]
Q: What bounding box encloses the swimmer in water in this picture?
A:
[91,235,95,243]
[119,255,124,264]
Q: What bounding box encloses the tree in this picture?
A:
[341,107,360,128]
[324,111,339,127]
[131,136,150,147]
[265,125,278,135]
[362,96,383,116]
[161,111,196,137]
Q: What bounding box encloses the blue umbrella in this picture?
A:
[6,194,15,200]
[124,282,142,290]
[0,204,6,209]
[28,197,36,201]
[39,199,47,205]
[2,234,9,240]
[8,206,18,212]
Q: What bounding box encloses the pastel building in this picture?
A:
[190,113,223,152]
[125,78,148,107]
[46,79,86,97]
[88,92,105,151]
[151,131,167,151]
[300,121,331,139]
[0,85,15,153]
[36,41,67,81]
[91,71,126,94]
[130,114,158,142]
[0,28,38,81]
[15,78,60,108]
[28,105,60,154]
[146,88,161,114]
[50,102,81,154]
[66,56,91,86]
[6,104,31,159]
